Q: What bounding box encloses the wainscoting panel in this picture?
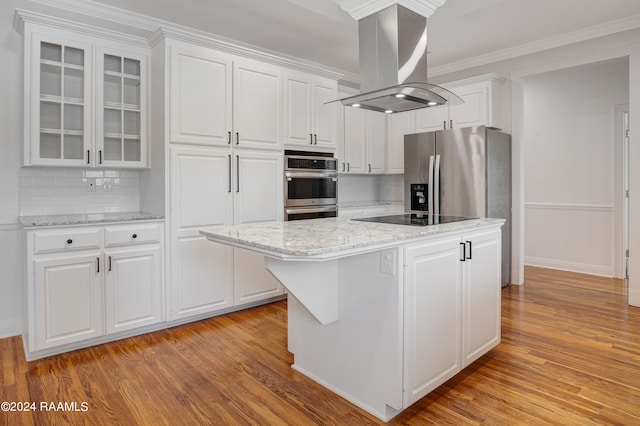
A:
[524,203,614,277]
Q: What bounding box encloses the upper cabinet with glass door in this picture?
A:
[23,26,149,168]
[96,49,147,167]
[29,35,93,166]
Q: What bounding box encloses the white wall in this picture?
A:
[0,0,26,338]
[522,59,629,276]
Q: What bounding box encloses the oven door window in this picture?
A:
[285,173,337,206]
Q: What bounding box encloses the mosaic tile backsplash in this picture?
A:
[20,167,140,216]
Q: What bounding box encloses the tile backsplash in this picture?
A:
[20,168,140,216]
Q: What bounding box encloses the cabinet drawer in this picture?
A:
[33,228,101,254]
[104,223,161,247]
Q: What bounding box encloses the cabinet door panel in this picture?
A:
[105,246,162,334]
[234,152,282,224]
[170,146,232,229]
[28,33,93,166]
[284,75,312,146]
[386,111,414,174]
[233,62,282,150]
[34,253,103,349]
[343,107,367,173]
[415,105,448,132]
[451,86,487,129]
[462,229,501,367]
[404,237,462,406]
[170,47,232,145]
[234,248,283,305]
[313,82,337,148]
[366,111,386,174]
[171,235,233,319]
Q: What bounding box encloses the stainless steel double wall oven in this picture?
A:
[284,151,338,220]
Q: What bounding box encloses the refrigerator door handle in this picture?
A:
[428,155,435,215]
[434,155,441,216]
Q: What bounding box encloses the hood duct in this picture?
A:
[338,4,462,114]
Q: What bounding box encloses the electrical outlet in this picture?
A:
[380,249,396,275]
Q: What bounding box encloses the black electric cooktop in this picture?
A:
[353,214,476,226]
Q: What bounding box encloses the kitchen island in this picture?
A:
[201,217,504,421]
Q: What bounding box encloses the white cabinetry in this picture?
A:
[342,107,386,174]
[26,222,164,355]
[169,146,284,321]
[386,111,415,174]
[284,72,338,150]
[21,23,149,167]
[169,43,282,150]
[415,74,507,132]
[403,228,501,406]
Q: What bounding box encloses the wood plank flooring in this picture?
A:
[2,266,640,425]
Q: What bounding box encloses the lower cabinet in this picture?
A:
[26,222,164,353]
[403,228,501,406]
[33,252,104,349]
[169,145,285,322]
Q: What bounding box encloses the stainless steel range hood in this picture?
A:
[338,4,462,114]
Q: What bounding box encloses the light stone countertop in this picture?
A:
[200,216,505,260]
[19,212,164,228]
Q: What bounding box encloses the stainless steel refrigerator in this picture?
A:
[404,126,511,286]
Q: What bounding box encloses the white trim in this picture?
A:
[524,203,614,213]
[335,0,445,20]
[430,13,640,77]
[525,256,613,278]
[0,223,22,231]
[17,1,346,82]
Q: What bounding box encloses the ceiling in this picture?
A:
[84,0,640,77]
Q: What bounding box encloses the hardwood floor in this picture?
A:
[2,266,640,425]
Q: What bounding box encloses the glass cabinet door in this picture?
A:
[36,40,91,165]
[98,51,147,167]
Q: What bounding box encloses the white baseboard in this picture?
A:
[525,256,613,278]
[0,319,22,339]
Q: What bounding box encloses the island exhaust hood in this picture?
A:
[337,4,462,114]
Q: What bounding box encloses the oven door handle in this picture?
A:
[285,206,338,215]
[284,171,338,179]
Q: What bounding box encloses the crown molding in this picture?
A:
[441,73,506,88]
[335,0,445,20]
[14,8,149,47]
[429,12,640,77]
[150,27,344,81]
[17,0,345,81]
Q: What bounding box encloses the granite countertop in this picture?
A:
[19,212,164,228]
[200,216,505,260]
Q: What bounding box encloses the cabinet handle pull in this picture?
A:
[132,233,137,239]
[347,163,350,172]
[235,132,239,145]
[236,155,240,193]
[368,163,371,173]
[450,119,453,129]
[314,134,318,145]
[228,131,231,144]
[228,155,232,193]
[309,133,313,144]
[99,150,102,164]
[443,120,447,129]
[96,257,100,273]
[67,239,73,244]
[108,256,112,272]
[460,242,466,261]
[87,150,90,164]
[466,241,472,260]
[342,162,345,172]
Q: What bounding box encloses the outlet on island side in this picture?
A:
[380,249,396,275]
